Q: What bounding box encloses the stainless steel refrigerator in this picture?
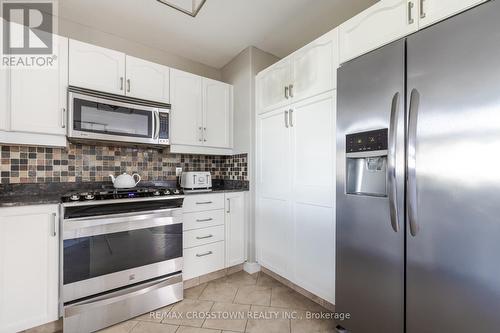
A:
[336,1,500,332]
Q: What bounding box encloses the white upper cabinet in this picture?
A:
[225,192,246,267]
[170,69,233,151]
[257,29,338,114]
[170,69,203,146]
[418,0,487,29]
[69,39,126,95]
[10,36,68,136]
[125,55,170,103]
[339,0,418,63]
[257,58,291,112]
[291,29,339,102]
[339,0,487,63]
[0,205,59,333]
[203,79,232,148]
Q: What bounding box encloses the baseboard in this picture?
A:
[183,263,244,289]
[261,266,335,312]
[24,318,62,333]
[243,262,261,274]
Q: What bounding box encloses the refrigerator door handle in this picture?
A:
[388,92,400,233]
[407,88,420,236]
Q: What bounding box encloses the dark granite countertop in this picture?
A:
[0,179,249,207]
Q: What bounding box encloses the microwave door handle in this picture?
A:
[154,111,160,140]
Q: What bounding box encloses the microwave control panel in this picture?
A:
[346,129,388,153]
[158,112,170,144]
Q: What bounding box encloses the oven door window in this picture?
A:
[73,98,153,138]
[64,224,182,285]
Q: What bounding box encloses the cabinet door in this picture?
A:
[256,108,292,277]
[257,58,291,112]
[203,78,232,148]
[10,36,68,135]
[418,0,486,28]
[0,206,59,333]
[291,29,338,102]
[339,0,418,63]
[290,92,336,303]
[170,69,203,146]
[125,55,170,103]
[69,39,126,95]
[225,192,245,267]
[0,66,8,131]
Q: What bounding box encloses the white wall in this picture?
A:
[221,46,279,262]
[58,17,222,81]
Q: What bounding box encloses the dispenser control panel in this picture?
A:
[346,129,388,153]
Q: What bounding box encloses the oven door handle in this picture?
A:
[64,274,182,318]
[65,208,178,223]
[63,208,182,239]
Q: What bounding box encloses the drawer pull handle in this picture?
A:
[196,251,213,257]
[196,218,213,222]
[196,201,213,205]
[196,234,213,240]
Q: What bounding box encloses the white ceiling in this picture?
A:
[59,0,377,69]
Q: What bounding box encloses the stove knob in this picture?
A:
[165,189,171,195]
[173,189,180,195]
[69,194,80,201]
[84,194,95,200]
[153,190,161,196]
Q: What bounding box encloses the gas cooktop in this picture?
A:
[61,186,183,203]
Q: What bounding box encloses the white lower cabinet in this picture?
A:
[182,192,246,280]
[225,192,246,267]
[184,225,225,249]
[0,205,59,333]
[183,242,225,281]
[256,91,336,303]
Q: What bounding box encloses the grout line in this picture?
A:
[127,320,140,332]
[201,299,216,329]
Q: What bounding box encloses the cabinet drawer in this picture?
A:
[184,225,225,249]
[183,210,225,231]
[183,241,225,280]
[182,193,225,213]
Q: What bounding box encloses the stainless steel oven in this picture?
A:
[61,196,184,332]
[67,87,170,146]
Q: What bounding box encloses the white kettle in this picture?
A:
[109,173,141,189]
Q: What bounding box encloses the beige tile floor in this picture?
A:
[98,271,337,333]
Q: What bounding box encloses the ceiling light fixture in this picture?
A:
[156,0,207,17]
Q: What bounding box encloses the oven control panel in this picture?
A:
[346,129,388,153]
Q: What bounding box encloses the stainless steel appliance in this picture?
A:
[336,1,500,332]
[68,87,170,146]
[180,171,212,193]
[61,187,184,332]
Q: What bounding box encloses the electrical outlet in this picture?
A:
[175,167,183,176]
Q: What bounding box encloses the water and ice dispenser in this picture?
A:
[345,129,388,197]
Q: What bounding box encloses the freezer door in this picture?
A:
[406,1,500,332]
[336,41,405,333]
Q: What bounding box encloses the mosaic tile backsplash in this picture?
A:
[0,144,247,184]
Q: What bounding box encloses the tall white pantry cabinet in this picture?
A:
[255,29,338,304]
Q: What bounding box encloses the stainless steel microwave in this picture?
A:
[67,87,170,146]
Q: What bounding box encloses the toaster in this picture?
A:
[180,172,212,192]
